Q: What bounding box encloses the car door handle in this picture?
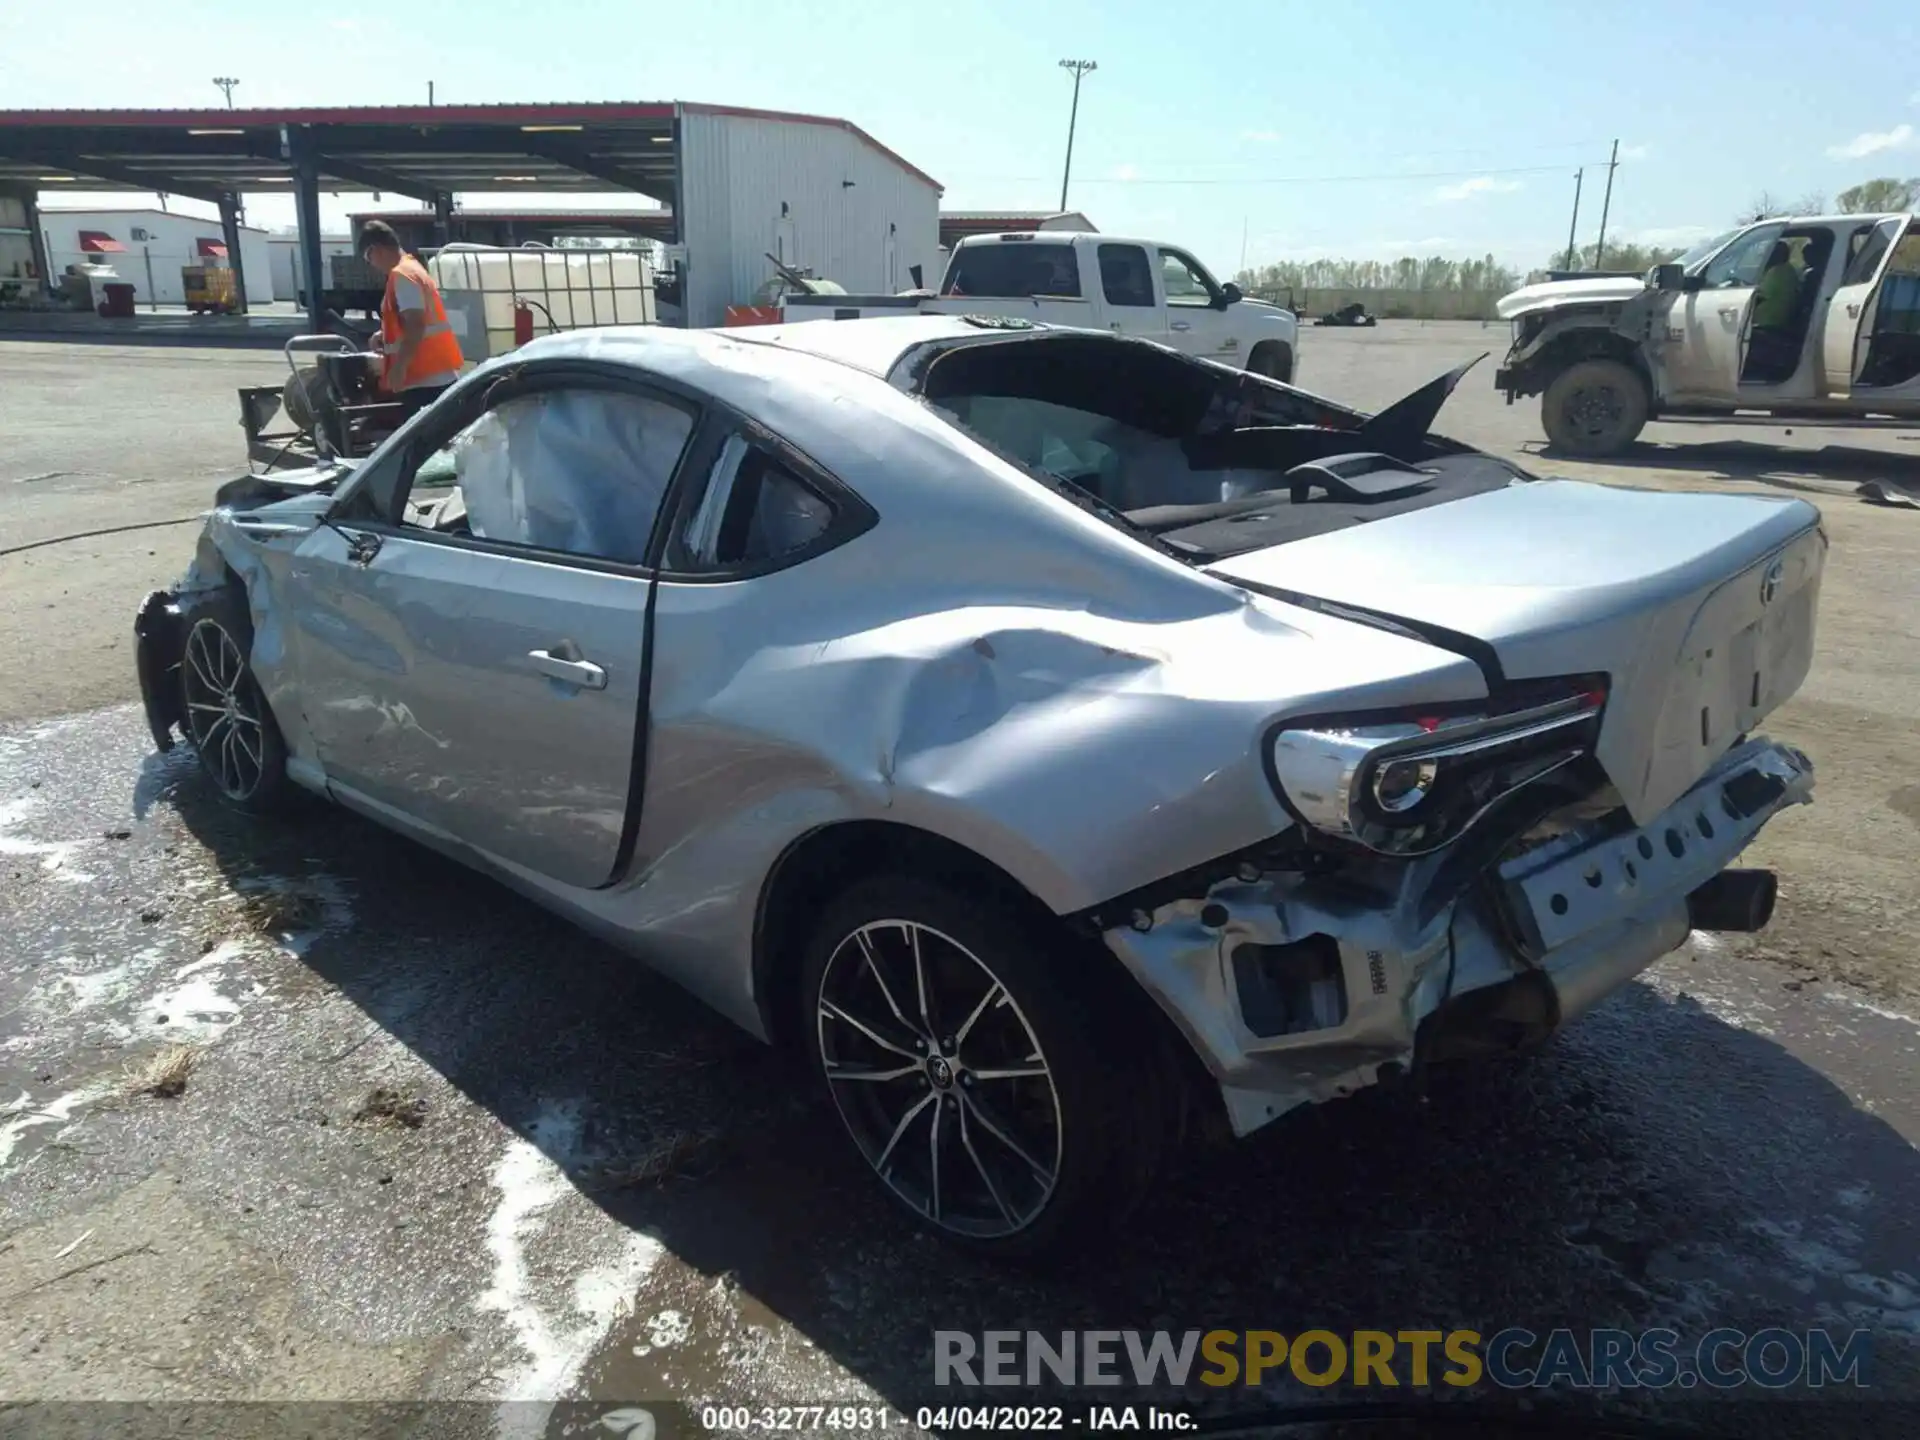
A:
[1170,320,1192,331]
[527,649,607,690]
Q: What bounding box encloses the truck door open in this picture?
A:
[1668,222,1784,400]
[1820,216,1916,396]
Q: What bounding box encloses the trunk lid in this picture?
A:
[1208,479,1824,822]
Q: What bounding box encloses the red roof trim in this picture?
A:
[196,238,228,257]
[676,102,942,192]
[78,230,127,252]
[0,103,677,128]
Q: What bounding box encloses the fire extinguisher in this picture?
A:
[512,300,534,348]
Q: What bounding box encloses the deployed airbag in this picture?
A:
[456,388,692,563]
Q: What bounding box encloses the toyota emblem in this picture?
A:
[1759,560,1784,606]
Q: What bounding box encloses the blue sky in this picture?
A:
[4,0,1917,277]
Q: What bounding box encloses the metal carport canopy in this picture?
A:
[0,101,941,328]
[0,102,682,207]
[0,101,697,327]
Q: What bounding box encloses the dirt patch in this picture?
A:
[232,885,325,940]
[124,1044,197,1100]
[350,1086,428,1131]
[582,1129,725,1194]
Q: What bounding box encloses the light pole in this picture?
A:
[1057,59,1096,213]
[1593,138,1620,271]
[212,77,239,108]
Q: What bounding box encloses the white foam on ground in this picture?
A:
[137,974,243,1043]
[230,873,355,960]
[631,1308,692,1357]
[0,1081,113,1176]
[1817,990,1920,1031]
[174,939,249,981]
[0,796,94,879]
[476,1101,665,1440]
[29,945,172,1027]
[1747,1216,1920,1339]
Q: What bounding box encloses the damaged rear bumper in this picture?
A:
[134,589,185,752]
[1103,736,1814,1137]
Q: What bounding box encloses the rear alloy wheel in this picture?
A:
[178,594,290,813]
[1541,358,1650,457]
[802,877,1164,1259]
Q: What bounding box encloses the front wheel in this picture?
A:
[178,589,291,813]
[1541,358,1650,457]
[800,876,1170,1260]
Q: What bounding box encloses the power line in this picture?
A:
[948,161,1608,189]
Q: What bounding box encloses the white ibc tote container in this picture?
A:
[428,244,657,362]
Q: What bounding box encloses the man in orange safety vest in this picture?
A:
[358,220,464,419]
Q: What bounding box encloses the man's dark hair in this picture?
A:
[357,220,403,256]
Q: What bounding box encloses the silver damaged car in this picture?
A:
[134,315,1821,1257]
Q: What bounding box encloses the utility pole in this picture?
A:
[1593,138,1620,270]
[428,81,435,106]
[1564,168,1584,272]
[212,77,239,108]
[1057,59,1097,213]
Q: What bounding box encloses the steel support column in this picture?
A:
[293,162,327,331]
[433,191,454,247]
[217,191,249,315]
[17,187,53,298]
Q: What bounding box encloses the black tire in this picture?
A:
[1541,358,1650,457]
[176,586,292,814]
[1248,344,1293,383]
[799,874,1173,1261]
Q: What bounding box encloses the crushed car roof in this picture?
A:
[512,313,1063,386]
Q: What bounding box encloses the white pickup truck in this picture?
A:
[778,231,1301,381]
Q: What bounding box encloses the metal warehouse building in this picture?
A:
[0,101,943,329]
[37,207,272,308]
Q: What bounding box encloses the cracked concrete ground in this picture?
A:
[1,327,1917,1438]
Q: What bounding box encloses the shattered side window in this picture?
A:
[455,388,693,565]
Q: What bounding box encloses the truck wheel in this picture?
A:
[800,875,1172,1261]
[1248,344,1293,383]
[177,587,292,814]
[1541,359,1649,457]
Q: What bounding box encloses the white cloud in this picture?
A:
[1112,163,1140,182]
[1619,143,1651,161]
[1431,176,1524,203]
[1241,129,1282,143]
[1826,123,1916,160]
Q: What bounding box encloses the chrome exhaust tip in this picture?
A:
[1686,868,1779,934]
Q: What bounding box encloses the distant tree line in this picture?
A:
[1233,177,1918,305]
[1234,254,1521,295]
[1742,177,1919,221]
